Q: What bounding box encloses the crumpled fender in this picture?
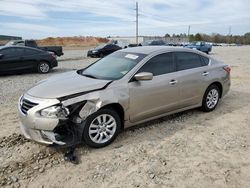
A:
[61,86,129,121]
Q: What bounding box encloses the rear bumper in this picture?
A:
[51,59,58,68]
[222,76,231,97]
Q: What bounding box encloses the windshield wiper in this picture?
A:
[82,73,97,79]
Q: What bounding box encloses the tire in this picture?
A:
[82,108,121,148]
[206,51,209,54]
[38,61,50,74]
[201,84,220,112]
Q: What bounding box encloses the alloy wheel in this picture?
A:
[88,114,117,144]
[206,88,219,109]
[39,63,50,73]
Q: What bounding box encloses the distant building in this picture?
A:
[0,35,22,41]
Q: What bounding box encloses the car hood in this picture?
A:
[27,71,111,99]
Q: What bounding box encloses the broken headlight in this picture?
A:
[40,105,70,119]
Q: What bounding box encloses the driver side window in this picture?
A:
[138,53,175,76]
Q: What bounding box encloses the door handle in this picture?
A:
[202,71,209,76]
[169,79,178,85]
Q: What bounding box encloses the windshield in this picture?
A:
[80,51,146,80]
[94,44,106,50]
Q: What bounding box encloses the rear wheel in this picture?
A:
[83,108,121,148]
[38,61,50,74]
[201,84,220,112]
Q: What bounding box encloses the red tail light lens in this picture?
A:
[223,66,231,74]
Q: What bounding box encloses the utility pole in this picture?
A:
[187,25,191,42]
[187,25,190,37]
[228,25,231,35]
[135,2,139,44]
[228,25,232,44]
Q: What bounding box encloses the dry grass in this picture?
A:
[36,36,109,47]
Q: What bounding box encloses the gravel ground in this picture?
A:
[0,46,250,188]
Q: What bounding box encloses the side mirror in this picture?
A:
[0,54,4,59]
[134,72,153,81]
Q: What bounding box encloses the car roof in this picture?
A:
[0,45,44,52]
[120,46,206,55]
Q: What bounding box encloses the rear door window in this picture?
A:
[175,52,203,71]
[24,48,40,55]
[0,48,24,58]
[200,55,210,66]
[138,53,175,76]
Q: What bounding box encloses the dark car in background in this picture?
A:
[87,43,122,58]
[0,46,58,74]
[140,40,167,46]
[6,40,64,57]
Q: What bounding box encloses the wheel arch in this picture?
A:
[39,60,52,68]
[100,103,125,130]
[208,81,223,98]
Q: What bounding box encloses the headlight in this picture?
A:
[92,50,97,53]
[40,105,69,119]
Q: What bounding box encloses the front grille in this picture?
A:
[20,98,38,115]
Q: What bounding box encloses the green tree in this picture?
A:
[194,33,202,41]
[165,33,170,37]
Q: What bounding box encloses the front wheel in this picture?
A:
[201,85,220,112]
[38,61,50,74]
[82,108,121,148]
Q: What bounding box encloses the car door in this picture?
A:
[199,42,206,52]
[23,48,40,70]
[0,48,24,72]
[128,52,180,123]
[174,52,209,108]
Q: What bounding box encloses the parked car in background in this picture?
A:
[87,43,122,58]
[18,46,230,148]
[0,46,57,74]
[6,40,64,57]
[185,41,212,54]
[140,40,167,46]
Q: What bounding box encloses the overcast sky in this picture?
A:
[0,0,249,39]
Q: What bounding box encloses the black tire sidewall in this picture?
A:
[82,108,121,148]
[202,85,220,112]
[38,61,50,74]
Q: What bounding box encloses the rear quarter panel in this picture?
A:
[205,59,230,97]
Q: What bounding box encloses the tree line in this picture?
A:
[165,33,250,44]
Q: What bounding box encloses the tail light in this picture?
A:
[49,52,56,59]
[223,66,231,74]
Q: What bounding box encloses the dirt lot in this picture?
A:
[0,46,250,188]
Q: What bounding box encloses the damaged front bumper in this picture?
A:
[18,94,102,147]
[18,94,84,147]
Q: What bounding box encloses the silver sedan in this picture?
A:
[18,46,231,148]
